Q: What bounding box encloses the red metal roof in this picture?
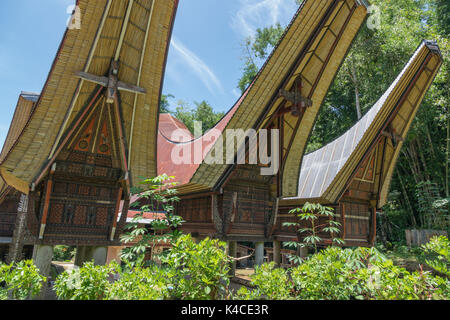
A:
[157,91,248,186]
[127,210,166,221]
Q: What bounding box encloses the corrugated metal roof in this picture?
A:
[291,40,441,202]
[20,91,40,102]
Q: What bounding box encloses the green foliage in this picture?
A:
[290,247,385,300]
[422,236,450,277]
[237,24,285,93]
[237,60,259,94]
[235,263,291,300]
[172,100,224,135]
[237,0,449,237]
[309,0,449,236]
[121,174,182,268]
[107,265,171,300]
[53,245,76,262]
[0,260,46,300]
[240,246,449,300]
[160,93,175,113]
[54,236,232,300]
[283,202,344,263]
[54,262,119,300]
[161,234,231,300]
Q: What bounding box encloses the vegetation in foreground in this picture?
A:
[0,175,448,301]
[1,235,448,300]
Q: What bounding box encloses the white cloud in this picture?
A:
[232,88,241,98]
[231,0,298,39]
[169,37,224,95]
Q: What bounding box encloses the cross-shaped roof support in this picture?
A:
[279,77,312,117]
[75,60,146,104]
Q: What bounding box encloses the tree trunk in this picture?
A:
[446,115,449,198]
[350,61,362,120]
[397,170,417,227]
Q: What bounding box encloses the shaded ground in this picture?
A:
[229,269,256,293]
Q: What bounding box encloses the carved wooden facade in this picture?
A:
[162,41,442,248]
[0,0,178,260]
[31,96,126,245]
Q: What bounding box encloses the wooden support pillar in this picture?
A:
[369,207,377,246]
[32,245,53,300]
[273,240,281,266]
[74,246,87,267]
[7,194,30,263]
[227,241,237,276]
[75,246,108,267]
[91,247,108,265]
[297,246,308,259]
[255,242,265,266]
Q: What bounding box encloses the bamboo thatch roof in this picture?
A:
[283,40,442,207]
[161,0,369,196]
[0,92,39,197]
[0,0,178,194]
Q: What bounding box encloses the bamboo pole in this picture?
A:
[48,0,113,160]
[129,0,156,166]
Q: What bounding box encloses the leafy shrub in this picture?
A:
[354,260,449,300]
[422,236,450,277]
[107,265,171,300]
[235,263,291,300]
[54,235,232,300]
[239,246,449,300]
[54,262,119,300]
[288,247,385,300]
[161,234,231,300]
[121,174,181,269]
[0,260,46,300]
[283,202,344,264]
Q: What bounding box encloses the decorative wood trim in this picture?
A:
[33,86,104,186]
[369,207,377,246]
[341,202,346,240]
[211,194,223,235]
[110,187,123,241]
[38,179,53,239]
[266,197,280,237]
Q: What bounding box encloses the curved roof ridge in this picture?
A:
[159,89,249,145]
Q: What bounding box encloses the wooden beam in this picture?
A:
[114,0,134,62]
[117,81,146,94]
[112,93,130,191]
[369,207,377,246]
[110,187,123,241]
[128,0,156,166]
[38,179,53,239]
[75,71,108,86]
[38,163,56,239]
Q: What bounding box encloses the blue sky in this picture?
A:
[0,0,299,147]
